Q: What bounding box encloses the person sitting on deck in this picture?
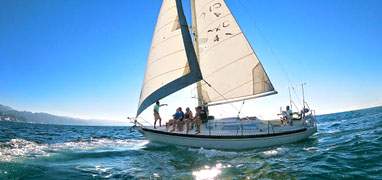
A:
[193,106,208,134]
[184,107,194,134]
[169,107,184,132]
[199,107,208,124]
[166,108,177,131]
[279,105,293,125]
[286,106,293,125]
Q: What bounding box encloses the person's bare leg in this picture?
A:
[186,120,190,133]
[180,121,184,132]
[166,119,172,131]
[195,121,200,134]
[171,120,176,132]
[159,117,162,127]
[154,119,157,129]
[167,120,173,131]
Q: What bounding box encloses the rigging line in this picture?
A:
[291,86,303,107]
[133,116,153,126]
[290,99,300,111]
[190,81,231,118]
[191,85,204,103]
[203,79,251,120]
[237,100,246,117]
[289,87,301,111]
[236,0,302,99]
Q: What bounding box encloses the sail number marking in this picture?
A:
[200,2,233,45]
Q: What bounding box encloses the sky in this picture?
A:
[0,0,381,124]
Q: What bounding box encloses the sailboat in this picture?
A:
[132,0,317,150]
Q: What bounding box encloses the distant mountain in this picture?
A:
[0,104,13,111]
[0,104,119,126]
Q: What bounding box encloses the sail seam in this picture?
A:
[142,66,189,87]
[148,49,184,65]
[157,6,177,20]
[155,19,180,34]
[207,79,252,100]
[151,33,181,49]
[203,52,253,77]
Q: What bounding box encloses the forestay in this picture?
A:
[137,0,202,116]
[193,0,276,106]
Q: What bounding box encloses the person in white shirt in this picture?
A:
[286,106,293,125]
[279,105,293,125]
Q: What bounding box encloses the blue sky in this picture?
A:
[1,0,381,122]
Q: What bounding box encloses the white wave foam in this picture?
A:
[0,138,149,162]
[50,138,149,152]
[189,147,238,158]
[303,147,319,151]
[261,147,288,158]
[0,139,49,162]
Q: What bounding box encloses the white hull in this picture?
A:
[138,118,317,150]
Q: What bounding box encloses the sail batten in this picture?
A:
[193,0,276,105]
[137,0,202,116]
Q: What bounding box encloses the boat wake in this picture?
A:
[0,138,149,162]
[0,139,49,162]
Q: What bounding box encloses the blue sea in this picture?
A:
[0,107,381,179]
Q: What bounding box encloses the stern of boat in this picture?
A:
[303,110,318,134]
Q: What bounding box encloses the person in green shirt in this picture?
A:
[154,101,167,129]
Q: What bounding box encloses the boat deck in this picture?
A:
[143,117,310,136]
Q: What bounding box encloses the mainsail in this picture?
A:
[137,0,202,116]
[192,0,276,106]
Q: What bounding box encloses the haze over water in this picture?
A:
[0,106,381,179]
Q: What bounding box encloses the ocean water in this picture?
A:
[0,107,381,179]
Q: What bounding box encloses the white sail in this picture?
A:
[137,0,202,116]
[193,0,276,106]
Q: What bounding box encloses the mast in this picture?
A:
[288,87,292,109]
[302,83,306,110]
[191,0,204,107]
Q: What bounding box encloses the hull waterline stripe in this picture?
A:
[141,127,308,139]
